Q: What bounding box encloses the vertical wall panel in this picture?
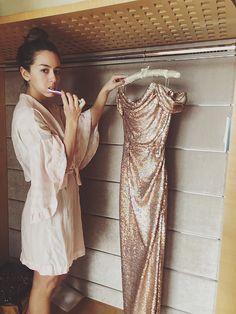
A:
[0,68,8,264]
[216,65,236,314]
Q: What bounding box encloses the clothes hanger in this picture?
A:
[123,51,180,86]
[123,66,181,86]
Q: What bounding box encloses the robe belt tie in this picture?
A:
[63,166,82,188]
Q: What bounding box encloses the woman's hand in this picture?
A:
[61,91,85,123]
[101,75,126,94]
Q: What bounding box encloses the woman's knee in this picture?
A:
[32,272,66,297]
[47,276,62,296]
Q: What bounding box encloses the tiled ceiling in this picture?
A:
[0,0,235,64]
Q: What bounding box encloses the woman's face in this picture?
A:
[21,50,61,101]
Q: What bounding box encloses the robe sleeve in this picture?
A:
[19,108,67,224]
[74,109,99,170]
[157,84,187,113]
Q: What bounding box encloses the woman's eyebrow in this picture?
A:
[38,64,50,67]
[38,64,61,69]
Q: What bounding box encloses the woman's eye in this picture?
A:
[41,69,49,74]
[54,70,61,76]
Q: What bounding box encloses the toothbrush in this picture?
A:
[47,88,62,96]
[48,88,85,107]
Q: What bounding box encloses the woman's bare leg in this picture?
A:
[26,271,66,314]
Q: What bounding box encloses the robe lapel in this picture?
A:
[20,93,64,140]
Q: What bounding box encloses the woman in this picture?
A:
[11,27,124,314]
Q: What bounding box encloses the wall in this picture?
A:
[216,63,236,314]
[5,56,235,314]
[0,68,8,264]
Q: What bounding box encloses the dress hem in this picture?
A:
[20,250,85,276]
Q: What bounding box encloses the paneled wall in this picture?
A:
[6,56,235,314]
[0,68,8,264]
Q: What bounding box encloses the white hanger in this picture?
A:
[123,66,180,85]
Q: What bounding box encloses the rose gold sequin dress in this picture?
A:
[116,82,186,314]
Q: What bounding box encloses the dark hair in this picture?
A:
[16,27,61,71]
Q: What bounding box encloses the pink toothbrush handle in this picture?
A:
[48,89,62,95]
[48,89,85,107]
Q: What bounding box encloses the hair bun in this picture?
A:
[24,27,48,43]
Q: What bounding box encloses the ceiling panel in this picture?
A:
[0,0,235,64]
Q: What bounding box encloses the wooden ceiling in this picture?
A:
[0,0,235,64]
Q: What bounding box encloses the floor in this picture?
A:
[51,298,124,314]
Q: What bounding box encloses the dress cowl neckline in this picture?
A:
[119,82,158,106]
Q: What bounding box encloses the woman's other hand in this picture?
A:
[101,75,126,94]
[61,91,85,123]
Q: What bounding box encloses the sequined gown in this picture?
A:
[116,82,186,314]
